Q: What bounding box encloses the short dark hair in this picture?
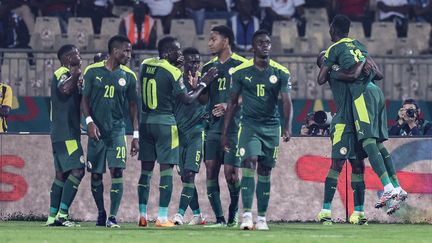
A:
[252,29,270,43]
[183,47,200,56]
[57,44,76,60]
[331,14,351,36]
[211,25,234,46]
[403,98,419,110]
[108,35,131,54]
[157,36,178,57]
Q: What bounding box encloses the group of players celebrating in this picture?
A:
[46,13,407,230]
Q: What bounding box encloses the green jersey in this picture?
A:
[231,59,291,126]
[323,37,372,99]
[173,77,207,133]
[50,67,81,142]
[202,53,247,134]
[82,61,138,138]
[138,58,185,125]
[328,74,355,132]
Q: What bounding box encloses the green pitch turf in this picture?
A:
[0,221,431,243]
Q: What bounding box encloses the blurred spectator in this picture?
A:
[409,0,432,22]
[228,0,260,51]
[142,0,181,34]
[37,0,75,34]
[388,98,431,136]
[93,52,108,63]
[119,2,157,50]
[78,0,115,34]
[3,0,35,33]
[0,68,13,133]
[331,0,373,37]
[300,111,331,136]
[377,0,409,37]
[185,0,234,35]
[260,0,307,37]
[0,9,35,65]
[304,0,328,8]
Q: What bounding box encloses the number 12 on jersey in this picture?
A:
[142,77,158,109]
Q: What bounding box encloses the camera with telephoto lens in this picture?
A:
[406,108,417,118]
[307,111,332,136]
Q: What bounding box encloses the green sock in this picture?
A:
[241,168,255,212]
[110,177,123,217]
[178,182,195,216]
[362,138,391,186]
[138,170,152,216]
[91,178,105,213]
[323,169,340,210]
[49,179,64,217]
[206,179,223,217]
[159,168,173,208]
[59,175,83,215]
[227,180,241,212]
[189,188,200,214]
[351,173,365,212]
[256,175,271,217]
[377,143,400,188]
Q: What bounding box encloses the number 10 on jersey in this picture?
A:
[142,77,158,109]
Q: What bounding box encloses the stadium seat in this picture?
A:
[394,38,419,56]
[31,17,62,50]
[368,22,397,55]
[192,35,209,54]
[350,21,366,42]
[407,22,431,53]
[100,17,121,37]
[203,19,227,35]
[66,17,94,50]
[272,20,297,53]
[306,21,331,53]
[305,8,329,24]
[155,19,165,39]
[171,19,196,48]
[371,22,397,41]
[112,5,133,18]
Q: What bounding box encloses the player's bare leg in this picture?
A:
[224,164,240,227]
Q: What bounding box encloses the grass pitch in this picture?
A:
[0,221,431,243]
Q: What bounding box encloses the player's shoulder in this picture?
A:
[231,58,254,74]
[325,37,356,57]
[120,64,137,80]
[83,61,105,75]
[269,59,290,74]
[54,66,70,80]
[142,57,182,80]
[231,53,248,64]
[203,56,218,68]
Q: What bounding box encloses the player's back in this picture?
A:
[50,66,81,142]
[139,57,184,125]
[328,76,355,131]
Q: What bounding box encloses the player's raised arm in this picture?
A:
[330,60,365,82]
[177,67,218,104]
[363,56,384,80]
[57,46,82,95]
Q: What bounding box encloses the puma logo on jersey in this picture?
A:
[96,76,103,82]
[245,76,252,82]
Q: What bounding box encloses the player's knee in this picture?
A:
[330,159,345,173]
[241,157,257,169]
[160,164,173,171]
[183,170,196,183]
[111,168,123,178]
[70,168,85,180]
[349,159,365,174]
[91,173,102,181]
[257,163,272,176]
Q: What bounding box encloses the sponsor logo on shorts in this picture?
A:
[340,147,347,155]
[118,78,126,86]
[269,75,278,84]
[239,147,245,156]
[80,155,85,164]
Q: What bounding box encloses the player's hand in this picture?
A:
[130,138,139,157]
[200,67,218,86]
[87,122,101,140]
[282,128,291,142]
[188,71,199,88]
[212,103,227,117]
[221,134,230,153]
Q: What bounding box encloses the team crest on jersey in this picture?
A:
[239,147,245,156]
[269,75,278,84]
[179,77,186,89]
[60,74,69,82]
[80,155,85,164]
[118,78,126,86]
[340,147,347,155]
[228,68,235,75]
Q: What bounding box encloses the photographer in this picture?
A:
[389,99,431,136]
[300,111,331,136]
[0,68,13,133]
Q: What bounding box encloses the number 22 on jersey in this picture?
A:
[142,77,158,109]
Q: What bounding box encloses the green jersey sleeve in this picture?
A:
[323,43,340,67]
[230,71,243,94]
[172,75,186,96]
[82,68,93,97]
[279,70,291,93]
[127,73,138,102]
